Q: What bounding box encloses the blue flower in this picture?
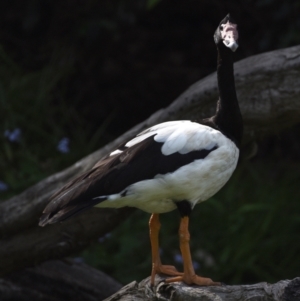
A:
[173,253,183,264]
[192,260,200,270]
[4,128,21,143]
[0,181,8,192]
[173,253,200,270]
[73,257,85,264]
[98,232,111,243]
[57,137,70,153]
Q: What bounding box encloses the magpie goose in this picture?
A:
[39,14,243,286]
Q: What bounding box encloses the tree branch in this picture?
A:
[0,259,122,301]
[0,45,299,275]
[104,275,300,301]
[0,207,133,276]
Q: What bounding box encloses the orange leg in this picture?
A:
[165,216,220,286]
[149,213,182,285]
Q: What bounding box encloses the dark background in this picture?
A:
[1,0,299,138]
[0,0,300,286]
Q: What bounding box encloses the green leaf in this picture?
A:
[147,0,162,10]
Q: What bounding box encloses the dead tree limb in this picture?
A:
[0,45,299,275]
[0,259,122,301]
[0,207,133,277]
[104,275,300,301]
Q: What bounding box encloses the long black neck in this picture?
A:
[213,43,243,147]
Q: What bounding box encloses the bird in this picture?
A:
[39,14,243,287]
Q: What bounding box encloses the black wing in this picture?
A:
[39,135,217,226]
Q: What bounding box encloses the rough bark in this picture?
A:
[104,275,300,301]
[0,259,122,301]
[0,207,133,277]
[162,44,300,142]
[0,45,299,276]
[2,265,299,301]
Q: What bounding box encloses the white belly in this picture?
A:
[96,139,239,214]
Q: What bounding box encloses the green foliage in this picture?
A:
[80,160,300,285]
[0,48,111,199]
[146,0,162,10]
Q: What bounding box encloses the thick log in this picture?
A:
[3,263,298,301]
[0,45,299,276]
[0,259,122,301]
[164,44,300,141]
[104,275,300,301]
[0,207,133,277]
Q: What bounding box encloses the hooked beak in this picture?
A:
[223,39,239,52]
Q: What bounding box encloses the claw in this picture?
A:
[165,274,221,286]
[156,264,183,276]
[151,264,183,285]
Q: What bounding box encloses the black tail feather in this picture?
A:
[38,196,107,227]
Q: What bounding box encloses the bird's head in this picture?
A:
[214,14,239,52]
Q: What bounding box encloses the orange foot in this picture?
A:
[151,264,183,285]
[156,264,183,276]
[165,274,221,286]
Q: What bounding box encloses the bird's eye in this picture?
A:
[220,25,224,30]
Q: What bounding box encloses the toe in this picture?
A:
[165,274,221,286]
[158,265,183,276]
[190,275,221,286]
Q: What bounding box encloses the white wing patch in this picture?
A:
[160,129,188,155]
[109,149,123,156]
[125,121,191,149]
[154,122,219,155]
[110,120,222,157]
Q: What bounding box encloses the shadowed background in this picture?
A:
[0,0,300,286]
